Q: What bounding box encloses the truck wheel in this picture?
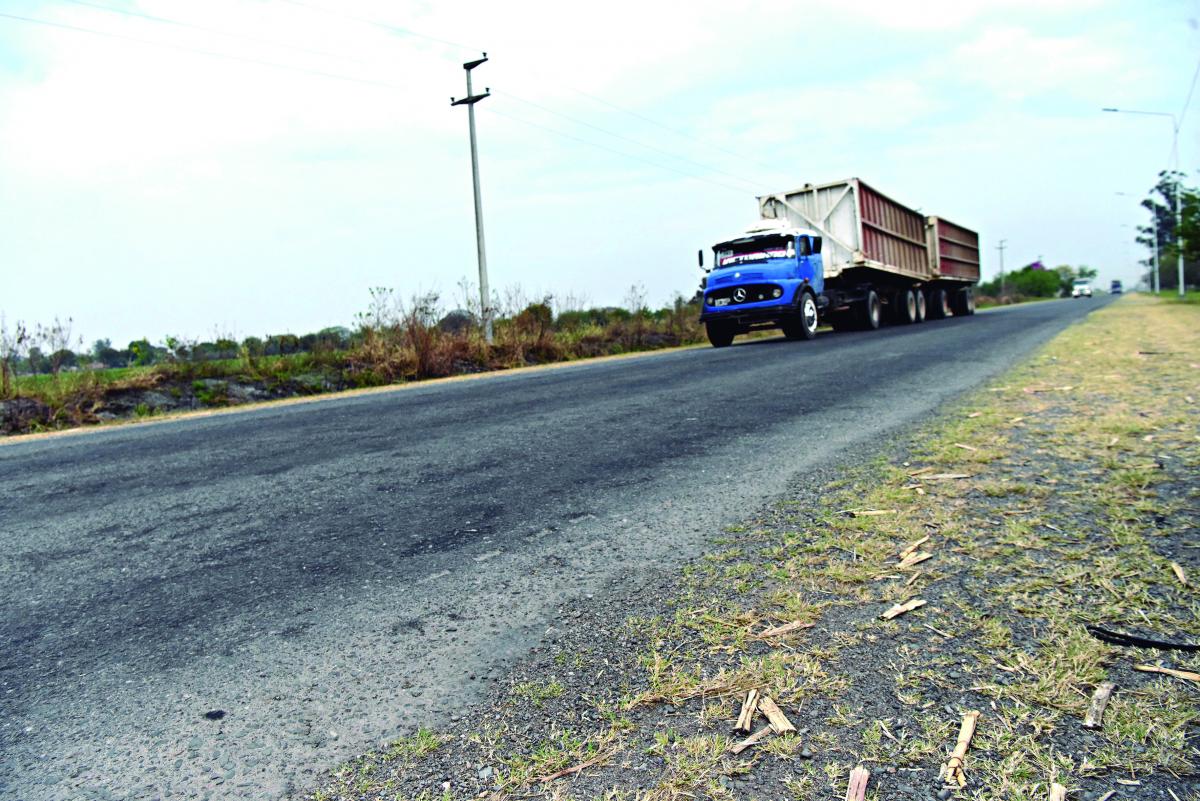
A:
[962,288,976,315]
[897,289,918,324]
[858,290,882,330]
[705,321,735,348]
[915,289,927,322]
[782,291,819,340]
[928,288,949,319]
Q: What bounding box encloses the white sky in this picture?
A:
[1,0,1197,347]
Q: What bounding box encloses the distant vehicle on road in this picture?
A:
[698,178,979,347]
[1110,280,1123,294]
[1071,279,1093,298]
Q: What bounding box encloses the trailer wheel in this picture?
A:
[928,288,950,319]
[858,290,882,330]
[915,289,927,322]
[782,291,819,340]
[951,287,976,316]
[705,321,735,348]
[897,289,918,324]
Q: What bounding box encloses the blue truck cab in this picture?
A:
[699,219,824,347]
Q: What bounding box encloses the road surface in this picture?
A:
[0,298,1111,800]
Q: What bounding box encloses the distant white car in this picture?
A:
[1071,279,1093,298]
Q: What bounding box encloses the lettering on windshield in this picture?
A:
[716,238,795,268]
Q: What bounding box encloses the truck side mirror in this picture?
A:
[698,249,704,268]
[813,237,823,254]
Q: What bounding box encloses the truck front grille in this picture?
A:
[706,284,783,306]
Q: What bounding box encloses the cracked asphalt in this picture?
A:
[0,297,1111,800]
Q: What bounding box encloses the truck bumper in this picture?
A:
[699,300,799,326]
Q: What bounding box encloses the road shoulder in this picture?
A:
[306,296,1198,801]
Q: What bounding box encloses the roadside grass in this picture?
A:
[306,295,1198,801]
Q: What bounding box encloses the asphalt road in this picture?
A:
[0,297,1111,800]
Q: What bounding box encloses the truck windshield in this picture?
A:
[715,235,794,268]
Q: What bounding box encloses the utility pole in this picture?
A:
[451,54,493,343]
[996,239,1007,296]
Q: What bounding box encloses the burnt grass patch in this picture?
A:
[306,296,1199,801]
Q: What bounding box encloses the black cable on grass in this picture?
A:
[1085,625,1200,653]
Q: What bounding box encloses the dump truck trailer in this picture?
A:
[699,178,980,347]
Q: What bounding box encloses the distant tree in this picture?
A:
[1137,171,1200,290]
[37,316,81,375]
[0,314,31,397]
[241,336,265,357]
[50,349,77,371]
[26,346,48,374]
[129,339,155,366]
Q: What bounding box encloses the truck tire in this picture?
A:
[951,287,976,316]
[705,321,735,348]
[962,287,976,315]
[897,289,918,324]
[915,289,927,322]
[858,290,882,330]
[928,288,949,319]
[782,291,819,340]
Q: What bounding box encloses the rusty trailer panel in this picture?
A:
[856,181,930,279]
[926,216,980,282]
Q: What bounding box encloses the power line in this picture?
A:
[482,107,751,196]
[276,0,479,55]
[0,11,410,91]
[1179,56,1200,128]
[495,89,766,192]
[55,0,379,67]
[569,88,790,183]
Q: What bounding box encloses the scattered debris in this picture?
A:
[1169,561,1188,587]
[1097,792,1117,801]
[757,695,796,734]
[735,689,759,733]
[907,466,935,477]
[1082,681,1116,729]
[728,724,772,755]
[752,620,815,640]
[941,710,981,788]
[923,473,973,481]
[1085,625,1199,652]
[1133,664,1200,684]
[897,551,933,569]
[953,442,978,452]
[845,766,870,801]
[881,598,926,620]
[967,412,981,418]
[537,749,615,783]
[1049,783,1067,801]
[923,623,953,639]
[898,535,930,560]
[841,509,897,518]
[1009,416,1025,424]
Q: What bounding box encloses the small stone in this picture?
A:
[937,788,952,800]
[477,766,493,781]
[799,747,813,759]
[204,710,226,721]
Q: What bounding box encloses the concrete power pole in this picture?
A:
[451,54,493,343]
[996,239,1007,296]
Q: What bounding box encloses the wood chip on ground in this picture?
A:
[953,443,978,451]
[923,473,973,480]
[897,551,933,569]
[1134,664,1200,684]
[757,695,796,734]
[845,766,870,801]
[1049,783,1067,801]
[1082,681,1116,729]
[752,620,815,640]
[898,535,929,560]
[735,689,759,733]
[538,749,615,782]
[941,710,981,788]
[1170,561,1188,587]
[881,598,927,620]
[728,724,772,754]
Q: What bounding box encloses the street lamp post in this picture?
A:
[1102,108,1185,297]
[1117,191,1160,294]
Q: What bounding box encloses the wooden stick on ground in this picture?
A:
[538,748,615,782]
[845,766,870,801]
[940,710,981,788]
[1049,783,1067,801]
[1082,682,1116,729]
[1134,664,1200,684]
[1170,561,1189,587]
[735,689,759,733]
[752,620,815,640]
[898,535,930,560]
[897,551,933,569]
[728,724,772,755]
[757,695,796,734]
[881,598,927,620]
